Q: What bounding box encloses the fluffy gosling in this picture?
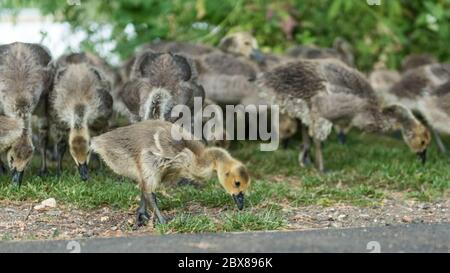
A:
[50,62,113,180]
[91,119,250,225]
[0,42,53,183]
[258,59,431,172]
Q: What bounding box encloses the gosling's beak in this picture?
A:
[232,192,245,210]
[416,149,427,165]
[249,49,265,64]
[78,163,89,181]
[11,168,24,187]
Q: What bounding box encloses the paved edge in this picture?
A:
[0,222,449,253]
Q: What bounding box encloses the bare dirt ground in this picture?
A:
[1,194,448,241]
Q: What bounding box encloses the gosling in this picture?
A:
[0,42,53,182]
[91,119,250,225]
[50,62,113,180]
[0,116,34,186]
[258,59,431,172]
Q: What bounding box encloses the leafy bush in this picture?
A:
[1,0,449,71]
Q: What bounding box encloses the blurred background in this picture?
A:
[0,0,449,70]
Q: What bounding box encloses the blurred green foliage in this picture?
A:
[1,0,449,71]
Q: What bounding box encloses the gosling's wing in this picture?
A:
[319,60,376,101]
[259,60,325,101]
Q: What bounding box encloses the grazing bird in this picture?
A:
[0,42,53,184]
[258,59,431,172]
[117,51,204,124]
[91,119,250,225]
[0,116,34,185]
[50,62,113,180]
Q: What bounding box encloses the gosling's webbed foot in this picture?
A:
[153,213,167,225]
[135,209,150,227]
[147,192,167,225]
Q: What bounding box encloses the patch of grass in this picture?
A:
[0,130,449,234]
[0,170,139,209]
[156,210,285,234]
[156,214,217,233]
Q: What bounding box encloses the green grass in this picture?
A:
[0,130,449,233]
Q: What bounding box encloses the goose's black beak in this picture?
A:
[417,149,427,165]
[11,168,24,187]
[78,163,89,181]
[249,49,265,64]
[232,192,245,210]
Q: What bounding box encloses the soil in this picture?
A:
[0,194,448,241]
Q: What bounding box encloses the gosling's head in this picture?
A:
[403,122,431,164]
[219,32,265,64]
[7,134,34,186]
[69,127,90,181]
[279,114,298,140]
[382,105,431,164]
[216,158,251,210]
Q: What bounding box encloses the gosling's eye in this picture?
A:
[10,156,14,164]
[421,140,425,146]
[225,172,230,177]
[234,181,241,187]
[244,41,251,46]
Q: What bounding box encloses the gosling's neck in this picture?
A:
[199,147,233,170]
[183,147,232,181]
[380,111,418,134]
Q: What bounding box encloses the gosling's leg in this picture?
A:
[336,126,346,145]
[282,138,290,149]
[145,192,166,225]
[314,138,325,173]
[299,124,312,167]
[0,159,7,176]
[56,139,67,176]
[431,127,448,157]
[38,126,49,176]
[135,193,150,227]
